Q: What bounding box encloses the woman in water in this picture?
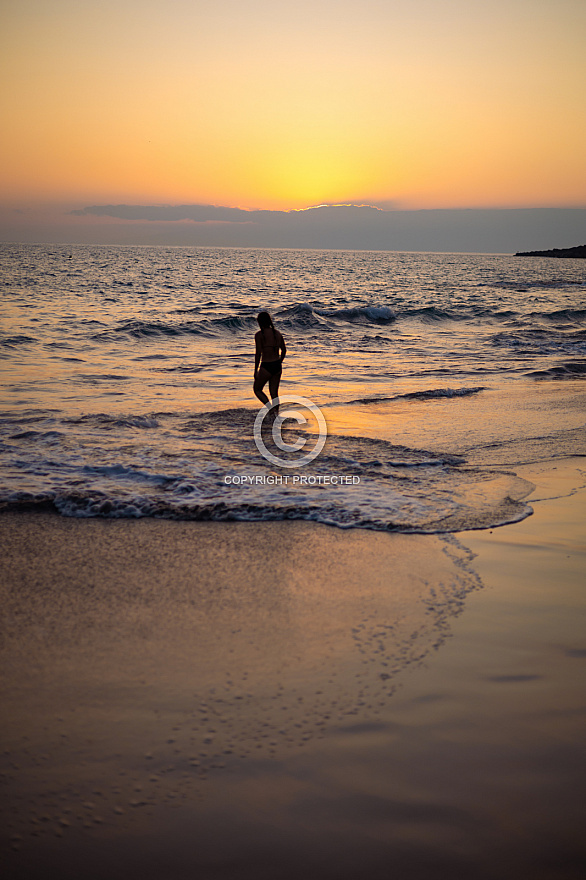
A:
[253,311,287,406]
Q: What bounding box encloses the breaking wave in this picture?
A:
[0,405,533,534]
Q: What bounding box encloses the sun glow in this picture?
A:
[1,0,585,217]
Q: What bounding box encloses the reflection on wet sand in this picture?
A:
[2,460,585,879]
[1,516,479,849]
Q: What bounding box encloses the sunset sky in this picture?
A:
[1,0,585,246]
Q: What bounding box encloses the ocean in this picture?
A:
[1,243,585,531]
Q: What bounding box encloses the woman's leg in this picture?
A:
[268,369,281,403]
[254,366,270,405]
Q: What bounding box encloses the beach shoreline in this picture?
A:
[1,456,585,878]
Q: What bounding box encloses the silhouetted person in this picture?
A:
[253,311,286,406]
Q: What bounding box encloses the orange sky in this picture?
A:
[1,0,585,212]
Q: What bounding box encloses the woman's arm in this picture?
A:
[254,333,262,374]
[279,333,287,363]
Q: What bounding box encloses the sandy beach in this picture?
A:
[1,457,584,879]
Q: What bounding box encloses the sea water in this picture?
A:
[0,244,584,531]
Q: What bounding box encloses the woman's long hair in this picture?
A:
[257,311,277,344]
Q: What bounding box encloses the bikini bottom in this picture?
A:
[260,360,282,376]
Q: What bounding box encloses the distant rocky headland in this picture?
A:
[515,244,586,258]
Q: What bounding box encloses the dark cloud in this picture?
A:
[70,204,284,223]
[47,203,586,252]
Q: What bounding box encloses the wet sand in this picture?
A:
[1,459,585,879]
